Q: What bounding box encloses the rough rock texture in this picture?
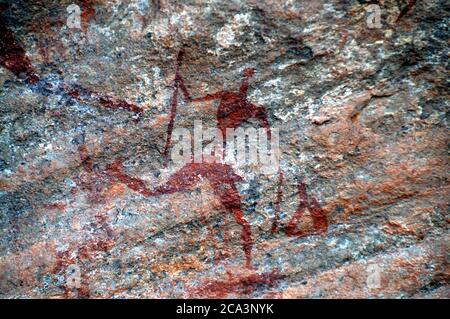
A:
[0,0,448,298]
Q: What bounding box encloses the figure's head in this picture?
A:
[243,68,255,78]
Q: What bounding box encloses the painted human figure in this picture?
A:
[147,163,254,269]
[191,68,272,141]
[104,157,254,269]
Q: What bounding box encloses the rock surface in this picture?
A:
[0,0,448,298]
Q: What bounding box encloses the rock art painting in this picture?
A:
[0,0,448,300]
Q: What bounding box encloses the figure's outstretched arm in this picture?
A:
[191,91,223,102]
[106,158,152,197]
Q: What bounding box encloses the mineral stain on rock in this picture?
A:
[0,4,39,84]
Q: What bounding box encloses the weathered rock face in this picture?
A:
[0,0,448,298]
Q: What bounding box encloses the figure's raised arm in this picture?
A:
[239,68,255,96]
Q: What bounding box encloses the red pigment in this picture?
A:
[164,50,272,159]
[53,209,115,298]
[189,269,283,298]
[0,7,144,118]
[163,49,192,158]
[106,157,152,197]
[271,169,285,234]
[285,182,328,237]
[98,95,144,115]
[396,0,417,22]
[80,0,96,31]
[0,5,39,84]
[149,162,254,268]
[191,67,271,141]
[66,85,144,116]
[76,145,107,203]
[77,145,151,202]
[54,238,115,298]
[78,144,93,172]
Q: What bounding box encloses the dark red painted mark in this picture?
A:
[43,203,67,211]
[53,209,114,298]
[396,0,417,22]
[284,182,328,237]
[80,0,96,31]
[77,170,108,204]
[163,50,272,160]
[148,162,253,269]
[191,67,272,141]
[163,50,192,159]
[0,5,39,84]
[54,239,114,298]
[189,269,283,298]
[77,145,109,203]
[77,145,150,203]
[78,144,93,173]
[271,169,284,234]
[0,7,143,118]
[271,177,328,237]
[98,95,143,115]
[79,147,253,268]
[106,157,152,197]
[66,85,144,117]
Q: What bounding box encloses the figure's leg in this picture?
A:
[217,120,227,144]
[231,207,254,269]
[218,115,240,150]
[106,158,152,197]
[212,183,254,269]
[271,169,284,234]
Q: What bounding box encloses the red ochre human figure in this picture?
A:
[190,67,272,141]
[119,161,253,269]
[147,163,254,269]
[163,51,273,159]
[79,145,253,268]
